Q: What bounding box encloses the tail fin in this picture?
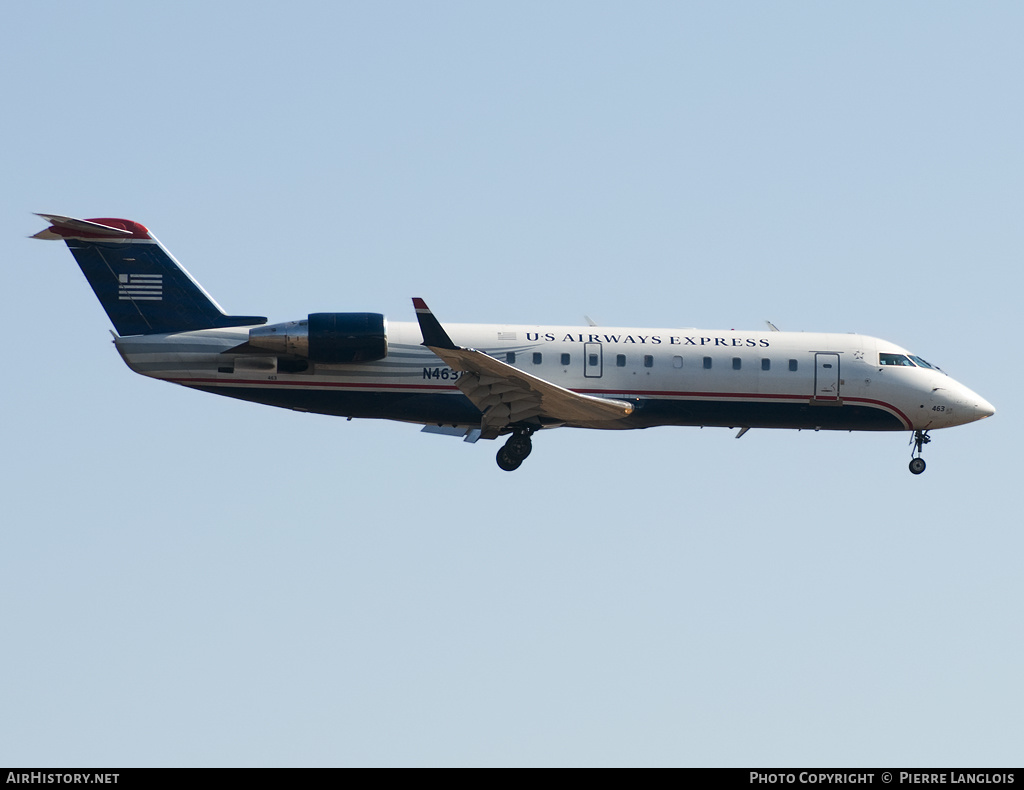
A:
[33,214,266,336]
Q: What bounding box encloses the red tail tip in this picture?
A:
[84,218,152,238]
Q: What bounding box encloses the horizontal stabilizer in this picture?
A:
[32,214,146,240]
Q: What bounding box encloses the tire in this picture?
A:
[496,447,522,471]
[506,434,532,461]
[909,457,926,475]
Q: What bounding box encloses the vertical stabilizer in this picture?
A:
[33,214,266,336]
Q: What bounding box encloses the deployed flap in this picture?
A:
[412,298,634,438]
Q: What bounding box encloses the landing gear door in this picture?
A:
[813,353,841,403]
[584,342,603,378]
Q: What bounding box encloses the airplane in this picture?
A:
[33,213,995,474]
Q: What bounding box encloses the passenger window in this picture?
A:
[673,356,683,369]
[732,358,741,370]
[532,352,542,365]
[789,359,798,372]
[588,354,599,367]
[703,357,712,369]
[616,354,626,367]
[506,352,516,364]
[561,353,571,366]
[643,355,653,368]
[761,359,770,371]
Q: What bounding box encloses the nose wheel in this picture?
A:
[496,429,534,471]
[909,430,930,475]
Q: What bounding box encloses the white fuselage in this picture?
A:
[113,321,994,434]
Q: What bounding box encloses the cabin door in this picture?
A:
[584,342,603,378]
[813,353,841,402]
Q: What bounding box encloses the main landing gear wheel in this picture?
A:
[496,447,522,471]
[495,429,534,472]
[908,430,931,475]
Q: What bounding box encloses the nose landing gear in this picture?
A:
[909,430,931,475]
[496,428,534,471]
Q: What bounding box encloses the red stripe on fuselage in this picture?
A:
[165,377,913,428]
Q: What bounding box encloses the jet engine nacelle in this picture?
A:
[247,312,387,364]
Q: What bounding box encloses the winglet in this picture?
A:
[412,298,459,350]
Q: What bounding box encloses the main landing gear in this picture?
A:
[496,428,534,471]
[909,430,931,475]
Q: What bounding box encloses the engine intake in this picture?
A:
[247,312,387,364]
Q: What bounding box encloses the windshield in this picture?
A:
[879,353,915,366]
[879,352,945,373]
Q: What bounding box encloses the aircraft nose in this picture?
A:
[974,397,996,420]
[959,390,995,422]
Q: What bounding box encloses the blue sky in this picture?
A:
[2,1,1020,767]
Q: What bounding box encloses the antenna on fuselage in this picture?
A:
[765,320,780,332]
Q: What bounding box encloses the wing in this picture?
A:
[412,298,634,439]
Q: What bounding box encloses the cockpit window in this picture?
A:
[908,355,934,369]
[879,353,916,366]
